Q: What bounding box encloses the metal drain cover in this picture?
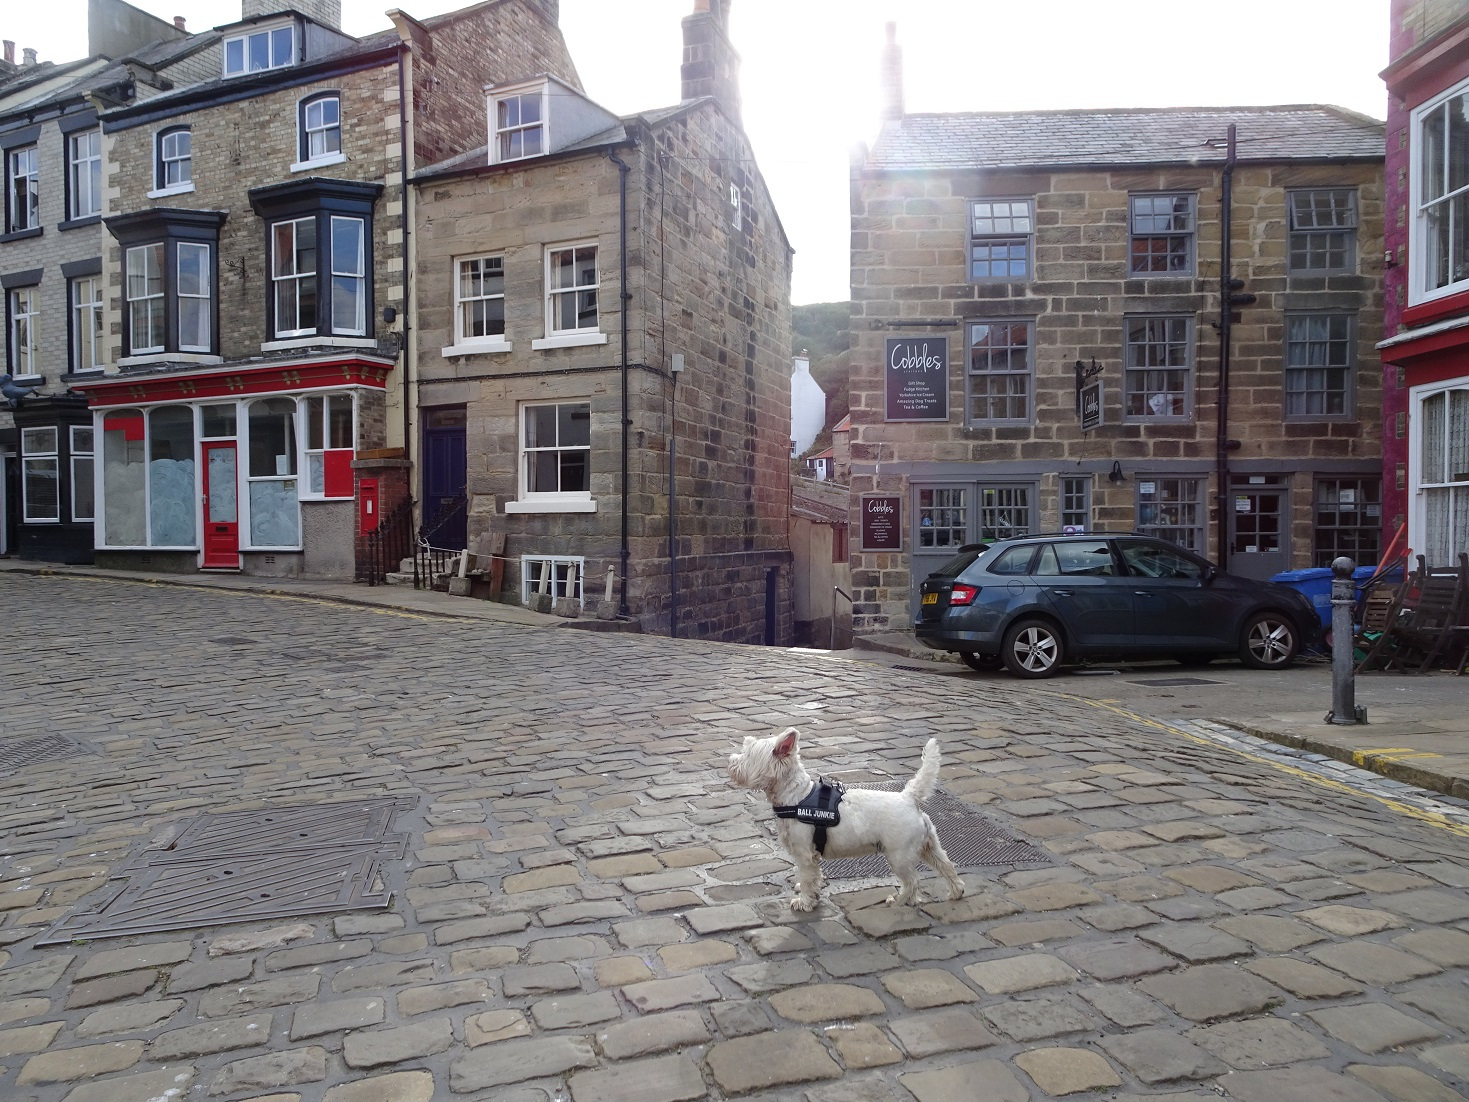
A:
[1127,677,1225,687]
[0,734,89,771]
[39,797,415,945]
[820,784,1048,879]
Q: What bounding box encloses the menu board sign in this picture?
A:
[860,494,902,552]
[884,337,949,422]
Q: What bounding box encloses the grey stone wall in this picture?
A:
[848,159,1385,633]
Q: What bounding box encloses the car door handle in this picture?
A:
[1135,591,1152,596]
[1051,590,1073,597]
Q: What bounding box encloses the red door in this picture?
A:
[202,441,240,569]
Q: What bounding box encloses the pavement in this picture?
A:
[1,568,1468,1101]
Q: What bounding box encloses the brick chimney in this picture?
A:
[681,0,741,123]
[881,22,903,120]
[22,47,37,67]
[2,41,13,66]
[174,16,187,31]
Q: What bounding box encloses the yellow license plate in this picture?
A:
[922,593,938,605]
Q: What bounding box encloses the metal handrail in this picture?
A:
[361,496,414,587]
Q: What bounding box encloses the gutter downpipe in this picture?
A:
[1216,123,1235,572]
[609,148,632,617]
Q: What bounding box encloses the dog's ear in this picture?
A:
[773,728,799,759]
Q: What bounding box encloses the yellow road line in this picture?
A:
[1044,690,1469,841]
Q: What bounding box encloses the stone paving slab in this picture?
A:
[0,573,1468,1101]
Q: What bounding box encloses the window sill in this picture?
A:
[504,498,597,514]
[147,183,196,199]
[300,495,355,503]
[531,332,608,351]
[10,373,43,385]
[441,340,512,357]
[0,227,42,243]
[59,214,101,232]
[260,336,376,352]
[291,152,347,174]
[118,353,222,368]
[61,369,106,382]
[21,518,62,525]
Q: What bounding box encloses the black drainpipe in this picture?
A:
[1216,124,1235,571]
[608,149,632,617]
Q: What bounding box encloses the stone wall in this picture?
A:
[413,98,793,643]
[848,159,1385,633]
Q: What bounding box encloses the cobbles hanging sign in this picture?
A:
[860,494,903,552]
[884,336,949,422]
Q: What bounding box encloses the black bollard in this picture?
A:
[1326,556,1366,725]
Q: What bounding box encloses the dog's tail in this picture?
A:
[902,738,941,806]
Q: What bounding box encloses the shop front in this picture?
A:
[76,356,393,577]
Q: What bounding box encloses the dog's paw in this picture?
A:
[790,895,817,912]
[950,883,967,901]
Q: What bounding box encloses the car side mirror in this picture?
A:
[1202,565,1219,585]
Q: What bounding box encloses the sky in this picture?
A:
[8,0,1392,304]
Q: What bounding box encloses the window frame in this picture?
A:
[1128,192,1196,277]
[1409,75,1469,305]
[1060,475,1091,533]
[125,243,167,356]
[1408,380,1469,564]
[489,82,548,164]
[1135,476,1207,553]
[270,216,317,339]
[67,129,101,221]
[1284,311,1356,422]
[223,22,295,77]
[7,144,39,234]
[448,253,509,353]
[506,399,595,514]
[965,318,1034,425]
[1123,314,1194,423]
[249,177,381,348]
[1313,476,1379,567]
[70,424,95,523]
[109,208,225,362]
[20,426,60,523]
[295,92,344,170]
[153,126,193,195]
[968,198,1034,281]
[520,555,586,605]
[543,242,600,337]
[70,273,104,373]
[1287,188,1358,274]
[8,284,40,379]
[301,391,356,500]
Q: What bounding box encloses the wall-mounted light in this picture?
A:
[1108,460,1126,484]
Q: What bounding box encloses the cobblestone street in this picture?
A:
[2,572,1468,1102]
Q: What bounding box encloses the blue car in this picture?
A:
[915,532,1322,679]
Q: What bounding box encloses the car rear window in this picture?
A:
[931,547,985,577]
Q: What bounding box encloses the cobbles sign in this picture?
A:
[861,494,902,551]
[885,336,949,422]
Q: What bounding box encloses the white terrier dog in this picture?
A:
[727,727,966,911]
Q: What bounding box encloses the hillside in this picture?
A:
[792,302,851,459]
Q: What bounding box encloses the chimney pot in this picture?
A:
[22,47,37,67]
[880,23,903,120]
[173,16,187,30]
[2,41,13,65]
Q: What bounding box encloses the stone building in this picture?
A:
[1378,0,1469,568]
[0,0,195,562]
[67,0,575,577]
[847,28,1385,635]
[410,0,794,643]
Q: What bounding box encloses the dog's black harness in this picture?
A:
[773,778,846,855]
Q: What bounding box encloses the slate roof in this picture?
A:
[867,105,1384,171]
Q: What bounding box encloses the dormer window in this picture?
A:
[224,23,295,77]
[491,83,546,162]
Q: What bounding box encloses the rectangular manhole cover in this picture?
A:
[38,797,415,945]
[1126,677,1226,687]
[820,784,1048,880]
[0,734,89,771]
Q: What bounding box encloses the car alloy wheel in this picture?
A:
[1002,618,1064,679]
[1240,612,1299,670]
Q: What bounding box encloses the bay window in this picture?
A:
[108,208,225,360]
[250,177,380,345]
[102,410,147,546]
[148,406,196,546]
